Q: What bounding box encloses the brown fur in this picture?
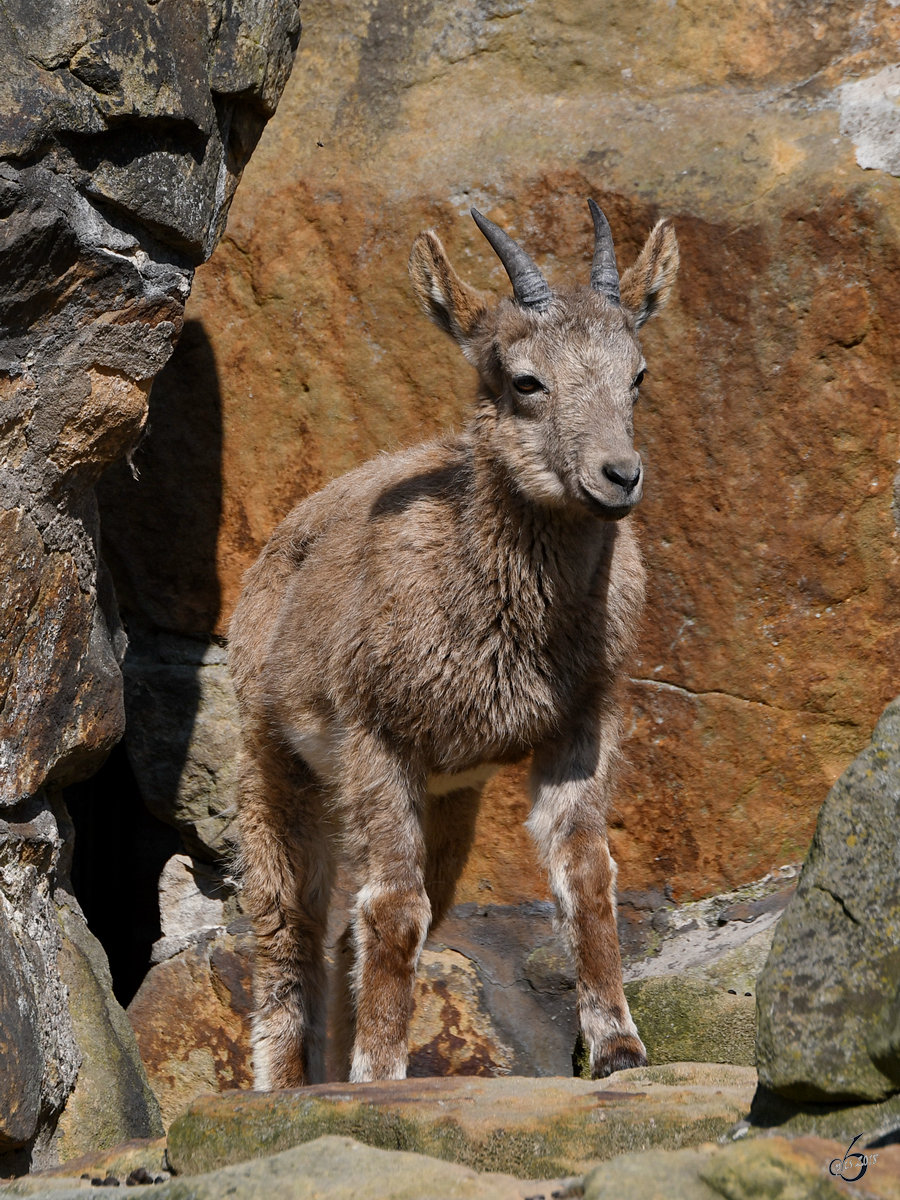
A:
[229,207,679,1086]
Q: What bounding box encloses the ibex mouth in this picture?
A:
[577,481,640,521]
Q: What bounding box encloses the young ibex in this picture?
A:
[229,200,679,1087]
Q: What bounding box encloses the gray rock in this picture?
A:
[0,0,301,257]
[0,1135,567,1199]
[840,65,900,177]
[0,803,80,1161]
[584,881,788,1073]
[756,697,900,1102]
[161,1136,561,1200]
[122,636,240,861]
[153,853,227,963]
[748,1081,900,1144]
[583,1134,900,1200]
[624,977,756,1068]
[51,900,163,1161]
[0,901,42,1150]
[165,1067,758,1180]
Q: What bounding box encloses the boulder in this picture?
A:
[0,805,79,1168]
[120,635,241,861]
[409,949,515,1079]
[749,1085,900,1146]
[600,885,791,1071]
[1,1135,569,1199]
[125,870,792,1116]
[52,902,163,1161]
[4,1131,900,1200]
[0,901,42,1151]
[756,697,900,1103]
[424,903,579,1077]
[623,978,756,1068]
[583,1135,900,1200]
[152,853,229,964]
[127,922,254,1130]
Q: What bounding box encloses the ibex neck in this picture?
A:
[465,436,614,597]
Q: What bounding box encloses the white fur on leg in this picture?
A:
[251,1014,273,1091]
[349,1047,407,1082]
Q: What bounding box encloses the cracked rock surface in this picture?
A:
[0,0,300,1168]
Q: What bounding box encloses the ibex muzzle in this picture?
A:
[230,199,679,1089]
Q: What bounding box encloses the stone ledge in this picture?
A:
[165,1064,758,1179]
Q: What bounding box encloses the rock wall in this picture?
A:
[101,0,900,910]
[0,0,301,1169]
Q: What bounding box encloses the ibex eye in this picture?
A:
[513,375,543,394]
[632,369,646,389]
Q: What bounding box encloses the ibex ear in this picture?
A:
[619,220,679,328]
[409,231,489,349]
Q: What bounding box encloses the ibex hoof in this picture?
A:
[591,1033,647,1079]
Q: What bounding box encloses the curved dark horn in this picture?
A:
[588,198,620,304]
[470,207,551,311]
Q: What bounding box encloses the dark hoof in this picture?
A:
[591,1033,647,1079]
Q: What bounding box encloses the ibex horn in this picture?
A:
[588,198,620,305]
[470,207,552,312]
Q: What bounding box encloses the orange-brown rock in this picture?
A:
[101,0,900,917]
[408,950,515,1080]
[127,928,256,1130]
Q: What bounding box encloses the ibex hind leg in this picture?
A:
[237,734,334,1088]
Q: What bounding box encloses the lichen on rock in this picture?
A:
[756,696,900,1103]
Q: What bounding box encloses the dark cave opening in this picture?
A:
[63,743,181,1009]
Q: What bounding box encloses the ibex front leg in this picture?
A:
[528,724,646,1079]
[339,735,431,1082]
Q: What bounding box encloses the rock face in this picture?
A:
[756,697,900,1102]
[0,0,301,1168]
[97,0,900,918]
[0,0,300,811]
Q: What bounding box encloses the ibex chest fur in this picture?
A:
[229,200,679,1087]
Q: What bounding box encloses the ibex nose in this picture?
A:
[602,456,642,494]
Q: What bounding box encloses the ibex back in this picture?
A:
[229,200,679,1086]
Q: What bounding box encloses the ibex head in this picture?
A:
[409,201,679,519]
